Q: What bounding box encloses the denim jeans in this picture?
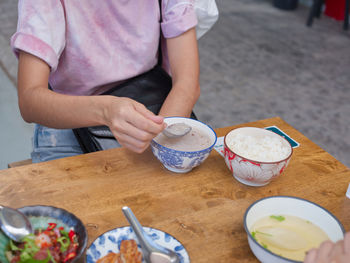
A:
[31,124,84,163]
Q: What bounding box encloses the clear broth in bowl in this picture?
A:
[251,215,330,261]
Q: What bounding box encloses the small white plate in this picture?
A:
[86,226,190,263]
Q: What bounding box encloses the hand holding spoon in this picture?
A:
[0,205,33,242]
[122,206,180,263]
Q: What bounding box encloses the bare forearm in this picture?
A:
[19,87,108,128]
[159,81,199,117]
[159,28,200,117]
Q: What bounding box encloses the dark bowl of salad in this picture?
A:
[0,205,88,263]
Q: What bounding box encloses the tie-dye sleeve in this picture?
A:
[10,0,66,72]
[161,0,198,38]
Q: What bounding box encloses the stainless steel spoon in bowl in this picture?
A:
[162,123,192,138]
[122,206,180,263]
[0,205,33,242]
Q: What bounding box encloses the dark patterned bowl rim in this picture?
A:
[14,205,88,263]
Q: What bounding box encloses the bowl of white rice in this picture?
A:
[224,127,293,186]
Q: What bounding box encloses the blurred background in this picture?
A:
[0,0,349,169]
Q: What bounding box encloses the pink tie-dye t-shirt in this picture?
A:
[11,0,197,95]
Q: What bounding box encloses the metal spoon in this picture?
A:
[122,206,180,263]
[0,205,33,242]
[163,123,192,138]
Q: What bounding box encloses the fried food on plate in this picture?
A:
[120,239,142,263]
[96,252,122,263]
[96,239,142,263]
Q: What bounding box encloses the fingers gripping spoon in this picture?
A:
[122,206,180,263]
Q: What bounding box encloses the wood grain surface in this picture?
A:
[1,117,349,263]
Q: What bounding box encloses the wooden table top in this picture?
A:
[1,117,349,263]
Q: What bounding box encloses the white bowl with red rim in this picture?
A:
[224,127,293,186]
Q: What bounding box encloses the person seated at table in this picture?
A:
[304,232,350,263]
[11,0,200,163]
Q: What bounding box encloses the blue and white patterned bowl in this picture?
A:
[151,117,217,173]
[86,226,190,263]
[0,205,88,263]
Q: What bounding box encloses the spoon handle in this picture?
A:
[122,207,158,257]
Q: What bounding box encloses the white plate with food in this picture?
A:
[86,226,190,263]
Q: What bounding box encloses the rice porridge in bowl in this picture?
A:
[224,127,293,186]
[154,127,212,151]
[151,117,217,173]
